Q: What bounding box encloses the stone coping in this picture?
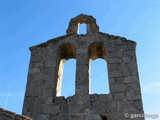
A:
[29,32,136,50]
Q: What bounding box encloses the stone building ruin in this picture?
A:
[22,14,144,120]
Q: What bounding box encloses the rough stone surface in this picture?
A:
[0,108,32,120]
[21,14,144,120]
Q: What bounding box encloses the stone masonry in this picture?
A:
[22,14,144,120]
[0,108,31,120]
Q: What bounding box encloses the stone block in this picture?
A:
[37,97,53,105]
[98,94,113,102]
[117,101,136,111]
[108,70,123,77]
[133,100,143,110]
[109,77,116,85]
[28,68,41,74]
[126,91,141,101]
[110,85,127,93]
[114,93,125,100]
[123,56,131,63]
[123,76,138,83]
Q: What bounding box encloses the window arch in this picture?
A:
[56,43,76,97]
[66,14,99,34]
[88,42,109,94]
[78,23,87,34]
[61,59,76,97]
[90,58,109,94]
[88,42,107,60]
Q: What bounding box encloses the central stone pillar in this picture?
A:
[75,49,90,95]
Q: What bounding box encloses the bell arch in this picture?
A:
[66,14,99,34]
[88,42,107,60]
[56,43,76,96]
[88,42,109,94]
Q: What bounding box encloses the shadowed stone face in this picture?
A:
[59,43,76,60]
[89,42,107,60]
[22,14,144,120]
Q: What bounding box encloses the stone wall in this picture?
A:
[22,14,144,120]
[0,108,31,120]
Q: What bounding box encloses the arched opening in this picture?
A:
[61,59,76,97]
[78,23,87,34]
[88,42,109,94]
[56,43,76,97]
[66,14,99,35]
[90,58,109,94]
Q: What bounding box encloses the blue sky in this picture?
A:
[0,0,160,118]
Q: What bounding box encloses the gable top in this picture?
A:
[66,14,99,34]
[29,14,136,50]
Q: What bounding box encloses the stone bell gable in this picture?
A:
[22,14,144,120]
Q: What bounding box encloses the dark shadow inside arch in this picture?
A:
[88,42,107,60]
[59,43,76,60]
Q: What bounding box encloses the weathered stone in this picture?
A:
[124,76,138,83]
[21,14,144,120]
[114,93,125,100]
[110,85,127,93]
[126,91,141,101]
[123,56,131,63]
[85,113,101,120]
[28,68,40,74]
[117,101,136,111]
[133,100,143,110]
[0,108,32,120]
